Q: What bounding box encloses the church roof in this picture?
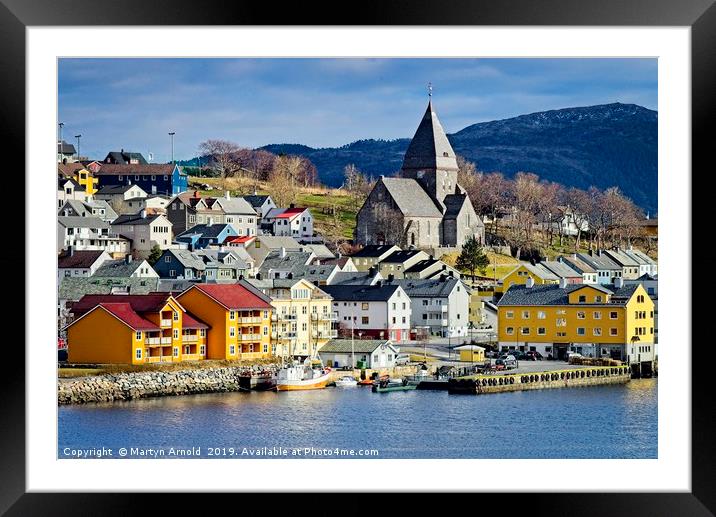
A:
[401,100,458,172]
[381,177,442,218]
[442,194,468,219]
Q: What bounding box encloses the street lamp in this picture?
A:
[168,132,176,164]
[74,134,82,161]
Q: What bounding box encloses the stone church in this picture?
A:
[355,99,485,251]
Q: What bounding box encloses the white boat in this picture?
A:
[276,358,331,391]
[334,376,358,387]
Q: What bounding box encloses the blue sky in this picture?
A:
[58,58,657,163]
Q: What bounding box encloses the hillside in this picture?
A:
[261,103,657,213]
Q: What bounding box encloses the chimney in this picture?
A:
[440,274,447,282]
[256,272,262,280]
[526,277,535,288]
[125,253,132,264]
[558,277,567,289]
[193,190,199,198]
[614,277,624,289]
[280,247,286,258]
[68,245,74,257]
[388,274,394,282]
[368,266,376,277]
[140,209,146,219]
[239,274,244,281]
[289,203,295,209]
[376,280,382,287]
[448,271,454,277]
[287,272,293,279]
[225,191,230,200]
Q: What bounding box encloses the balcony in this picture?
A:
[160,319,173,327]
[182,334,198,342]
[160,337,172,344]
[238,317,262,324]
[240,334,262,342]
[146,337,161,345]
[311,313,337,321]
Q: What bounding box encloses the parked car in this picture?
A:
[495,355,518,370]
[525,351,543,361]
[395,353,411,365]
[566,351,583,361]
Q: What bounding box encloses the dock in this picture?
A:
[447,365,631,395]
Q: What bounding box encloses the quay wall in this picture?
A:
[59,365,421,405]
[450,366,631,394]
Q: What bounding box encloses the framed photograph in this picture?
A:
[4,0,711,513]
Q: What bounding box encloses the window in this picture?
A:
[521,327,530,335]
[595,295,603,303]
[173,311,179,321]
[506,327,514,335]
[200,329,206,337]
[537,311,546,319]
[556,318,567,327]
[577,311,585,319]
[593,328,602,336]
[229,311,236,320]
[505,311,514,319]
[263,326,268,335]
[522,310,530,319]
[200,345,206,355]
[577,328,586,336]
[610,328,618,336]
[229,327,236,337]
[173,347,179,357]
[173,329,179,339]
[135,331,142,340]
[229,345,235,355]
[593,311,601,319]
[118,175,123,180]
[578,295,586,303]
[361,302,369,310]
[135,348,142,359]
[263,344,268,353]
[610,311,618,319]
[537,327,546,335]
[362,316,369,325]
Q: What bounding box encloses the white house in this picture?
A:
[391,276,470,338]
[57,216,132,255]
[320,283,412,343]
[58,177,91,208]
[318,339,400,369]
[265,206,314,240]
[57,249,111,282]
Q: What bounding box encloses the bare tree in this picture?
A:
[267,155,301,207]
[316,202,347,252]
[197,140,243,186]
[344,164,373,211]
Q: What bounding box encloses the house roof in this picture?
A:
[96,184,145,196]
[380,177,443,217]
[181,283,273,310]
[58,277,160,302]
[327,271,382,286]
[58,141,77,155]
[319,339,394,354]
[58,177,85,191]
[104,151,149,165]
[112,212,164,226]
[58,250,106,269]
[320,284,401,302]
[155,279,199,293]
[539,261,582,279]
[623,249,657,266]
[302,244,335,259]
[576,252,622,271]
[197,249,249,271]
[72,293,178,316]
[57,216,110,229]
[442,194,469,219]
[181,312,209,329]
[454,344,485,351]
[176,223,233,240]
[382,249,425,264]
[559,255,596,274]
[350,245,400,259]
[293,264,339,283]
[274,207,307,219]
[243,195,272,208]
[404,258,440,274]
[400,100,459,172]
[388,277,461,297]
[259,250,314,273]
[254,236,302,249]
[57,162,86,177]
[602,249,640,267]
[225,235,256,245]
[95,303,160,331]
[59,199,92,217]
[95,163,174,176]
[498,283,617,307]
[93,259,153,278]
[211,196,256,215]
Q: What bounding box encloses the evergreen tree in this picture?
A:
[456,236,489,283]
[147,245,162,265]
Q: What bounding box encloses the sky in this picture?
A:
[58,58,657,163]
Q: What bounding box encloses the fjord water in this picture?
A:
[58,379,657,459]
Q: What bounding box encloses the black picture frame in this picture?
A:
[2,0,711,514]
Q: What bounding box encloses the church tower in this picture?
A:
[399,96,459,209]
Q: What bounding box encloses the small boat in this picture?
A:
[357,378,374,386]
[371,377,417,393]
[335,376,358,387]
[276,358,331,391]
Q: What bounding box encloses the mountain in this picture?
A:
[261,103,657,213]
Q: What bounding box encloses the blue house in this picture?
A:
[95,163,188,196]
[175,223,238,250]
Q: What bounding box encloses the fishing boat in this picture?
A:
[371,377,417,393]
[334,376,358,387]
[276,358,331,391]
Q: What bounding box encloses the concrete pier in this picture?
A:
[448,366,631,395]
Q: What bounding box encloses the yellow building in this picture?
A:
[58,162,99,196]
[66,293,208,365]
[496,263,559,294]
[455,344,485,363]
[247,278,337,360]
[496,281,655,365]
[176,282,273,361]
